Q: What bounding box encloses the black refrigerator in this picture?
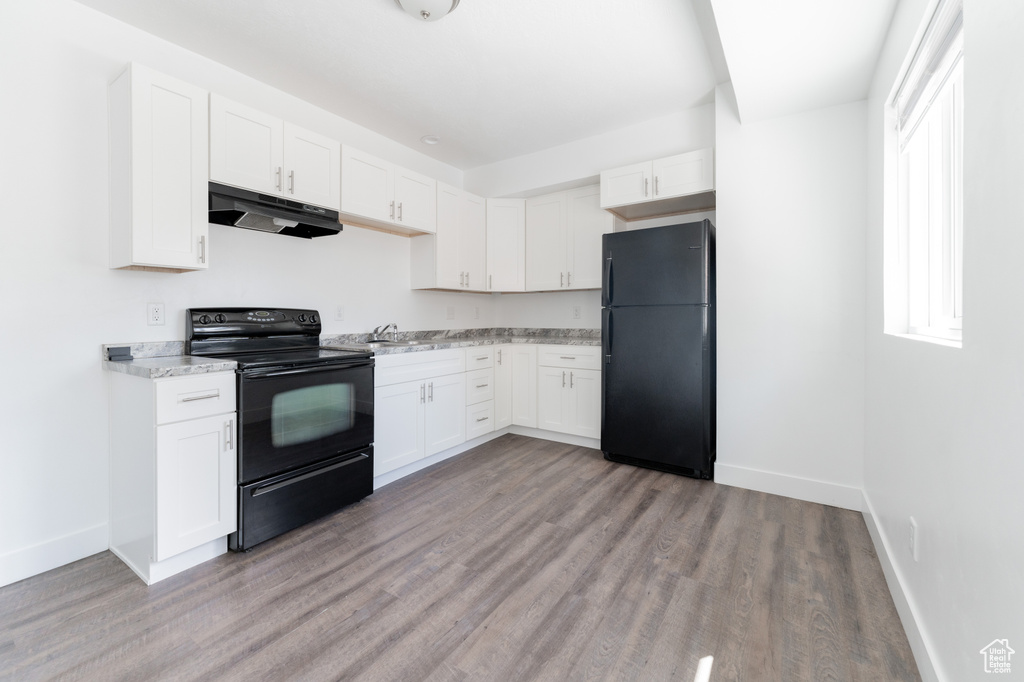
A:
[601,219,716,479]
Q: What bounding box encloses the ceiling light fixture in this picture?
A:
[395,0,460,22]
[420,135,441,145]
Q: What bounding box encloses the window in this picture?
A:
[887,0,963,345]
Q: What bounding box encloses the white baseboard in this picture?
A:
[714,462,863,511]
[0,523,108,588]
[861,491,942,682]
[507,426,600,450]
[373,429,508,490]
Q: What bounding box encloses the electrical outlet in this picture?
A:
[909,516,919,562]
[572,305,581,320]
[147,302,164,326]
[473,306,480,320]
[446,306,455,320]
[335,305,345,321]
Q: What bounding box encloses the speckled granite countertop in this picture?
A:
[102,328,600,377]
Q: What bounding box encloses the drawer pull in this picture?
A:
[476,416,489,422]
[181,391,219,403]
[559,356,577,361]
[476,355,489,361]
[476,383,489,389]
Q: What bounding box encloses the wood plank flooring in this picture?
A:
[0,435,920,681]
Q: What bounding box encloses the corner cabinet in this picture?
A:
[486,199,526,292]
[525,185,612,291]
[411,183,486,291]
[209,95,340,210]
[109,371,237,584]
[600,148,715,221]
[109,63,209,272]
[340,146,437,235]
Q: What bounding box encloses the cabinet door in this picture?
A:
[341,147,394,224]
[510,345,537,428]
[210,95,283,196]
[652,149,714,199]
[460,191,487,291]
[395,166,437,234]
[566,185,612,290]
[486,198,525,292]
[283,123,340,209]
[493,346,513,430]
[424,373,466,456]
[537,367,569,433]
[568,369,601,439]
[375,380,426,476]
[434,183,463,289]
[155,413,236,561]
[600,161,652,208]
[525,193,567,291]
[110,64,209,271]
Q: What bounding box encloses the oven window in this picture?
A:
[271,383,355,448]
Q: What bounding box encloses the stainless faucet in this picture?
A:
[372,322,398,342]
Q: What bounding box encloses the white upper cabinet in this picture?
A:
[486,198,526,292]
[600,148,715,221]
[525,185,612,291]
[341,146,437,235]
[411,183,486,291]
[109,63,209,271]
[209,95,340,209]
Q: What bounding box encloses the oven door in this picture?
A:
[237,360,374,483]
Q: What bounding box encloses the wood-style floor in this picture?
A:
[0,435,919,681]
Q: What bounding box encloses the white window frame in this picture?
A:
[885,0,964,346]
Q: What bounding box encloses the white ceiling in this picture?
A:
[72,0,897,170]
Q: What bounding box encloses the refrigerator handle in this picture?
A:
[602,257,613,306]
[604,309,612,363]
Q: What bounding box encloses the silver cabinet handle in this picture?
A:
[560,272,564,287]
[428,382,433,402]
[562,371,566,388]
[398,202,403,221]
[570,371,574,389]
[181,391,219,402]
[276,167,282,191]
[489,274,493,290]
[288,170,295,193]
[390,200,395,220]
[466,272,470,287]
[476,416,489,422]
[460,272,465,286]
[497,349,502,365]
[559,356,576,360]
[568,271,572,287]
[198,235,206,264]
[654,175,659,196]
[224,419,233,450]
[420,383,425,403]
[476,355,488,361]
[476,383,489,389]
[644,177,649,197]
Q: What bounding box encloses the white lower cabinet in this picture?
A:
[494,345,513,430]
[536,346,601,439]
[510,345,538,428]
[374,349,467,477]
[109,371,237,584]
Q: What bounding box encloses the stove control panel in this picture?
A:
[186,307,322,339]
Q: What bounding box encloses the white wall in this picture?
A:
[714,84,867,509]
[0,0,493,587]
[864,1,1024,680]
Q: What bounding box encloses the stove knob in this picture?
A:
[309,314,318,324]
[298,314,307,323]
[214,313,226,323]
[198,314,212,325]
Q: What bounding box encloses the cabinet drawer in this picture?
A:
[375,349,465,387]
[466,402,494,440]
[155,372,236,425]
[466,368,494,405]
[466,348,494,371]
[537,345,601,370]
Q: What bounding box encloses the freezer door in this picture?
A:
[601,305,712,475]
[602,220,712,307]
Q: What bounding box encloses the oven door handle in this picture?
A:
[243,361,374,380]
[252,453,369,496]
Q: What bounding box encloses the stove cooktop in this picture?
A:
[215,348,372,371]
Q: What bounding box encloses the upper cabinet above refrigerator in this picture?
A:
[600,148,716,222]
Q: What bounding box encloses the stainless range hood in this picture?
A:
[208,182,342,239]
